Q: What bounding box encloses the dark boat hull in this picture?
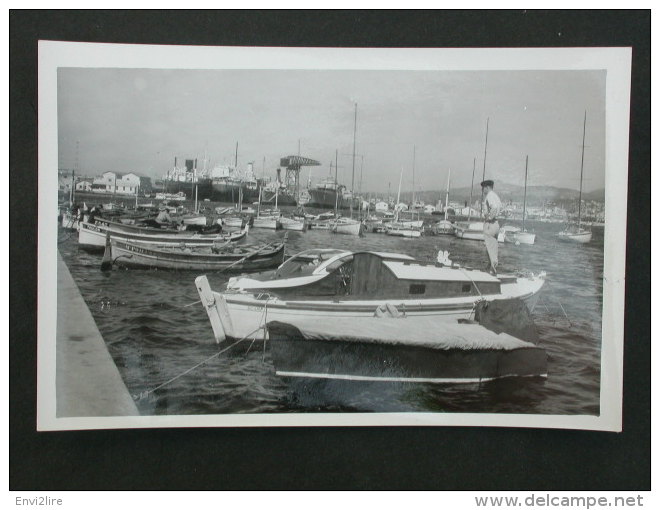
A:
[268,323,547,383]
[308,188,358,210]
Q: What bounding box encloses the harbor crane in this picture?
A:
[279,155,321,201]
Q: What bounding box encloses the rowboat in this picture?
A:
[194,248,546,342]
[78,220,248,251]
[109,238,286,271]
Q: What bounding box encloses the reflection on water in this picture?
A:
[58,207,604,416]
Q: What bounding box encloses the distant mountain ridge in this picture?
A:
[388,183,605,205]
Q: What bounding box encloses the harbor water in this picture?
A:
[57,205,604,416]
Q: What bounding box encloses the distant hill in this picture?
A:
[384,184,605,206]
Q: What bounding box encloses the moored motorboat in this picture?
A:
[194,248,546,342]
[109,238,286,271]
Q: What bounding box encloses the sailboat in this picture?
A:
[454,157,485,241]
[253,186,282,229]
[331,104,363,236]
[557,112,592,243]
[504,155,535,245]
[435,168,454,235]
[386,166,422,238]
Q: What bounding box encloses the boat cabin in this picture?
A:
[229,249,502,300]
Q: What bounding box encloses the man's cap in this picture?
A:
[480,180,494,188]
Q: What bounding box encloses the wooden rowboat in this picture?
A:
[109,238,286,271]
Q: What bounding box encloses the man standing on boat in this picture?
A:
[481,180,502,275]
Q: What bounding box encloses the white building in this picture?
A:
[375,201,389,212]
[75,180,92,192]
[92,172,141,195]
[423,204,436,214]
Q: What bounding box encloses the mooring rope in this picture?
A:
[132,325,265,402]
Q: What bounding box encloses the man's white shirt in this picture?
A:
[484,190,502,220]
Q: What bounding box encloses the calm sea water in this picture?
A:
[58,203,603,416]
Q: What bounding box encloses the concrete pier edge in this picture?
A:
[57,252,139,417]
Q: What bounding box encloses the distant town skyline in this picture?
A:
[58,68,606,193]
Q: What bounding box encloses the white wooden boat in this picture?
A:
[279,217,306,231]
[331,217,363,236]
[218,217,245,229]
[109,238,285,271]
[181,213,207,226]
[506,230,536,245]
[194,248,546,341]
[385,223,422,238]
[434,219,454,235]
[79,220,248,251]
[454,221,484,241]
[498,225,520,243]
[557,228,592,243]
[252,216,281,229]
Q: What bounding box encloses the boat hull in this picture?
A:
[252,217,281,229]
[505,231,536,245]
[110,240,285,271]
[269,333,547,383]
[308,188,359,210]
[198,273,545,342]
[557,230,592,243]
[78,221,246,251]
[332,220,363,236]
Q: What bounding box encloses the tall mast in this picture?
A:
[334,149,339,216]
[445,168,451,221]
[70,139,79,207]
[412,145,416,207]
[234,142,238,169]
[480,117,489,217]
[350,103,357,219]
[522,155,529,233]
[578,110,587,230]
[351,103,357,193]
[468,157,476,222]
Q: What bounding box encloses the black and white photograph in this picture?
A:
[38,42,630,431]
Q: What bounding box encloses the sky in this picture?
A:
[58,68,606,193]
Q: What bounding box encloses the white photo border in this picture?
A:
[37,41,631,432]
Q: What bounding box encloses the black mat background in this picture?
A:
[10,10,650,490]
